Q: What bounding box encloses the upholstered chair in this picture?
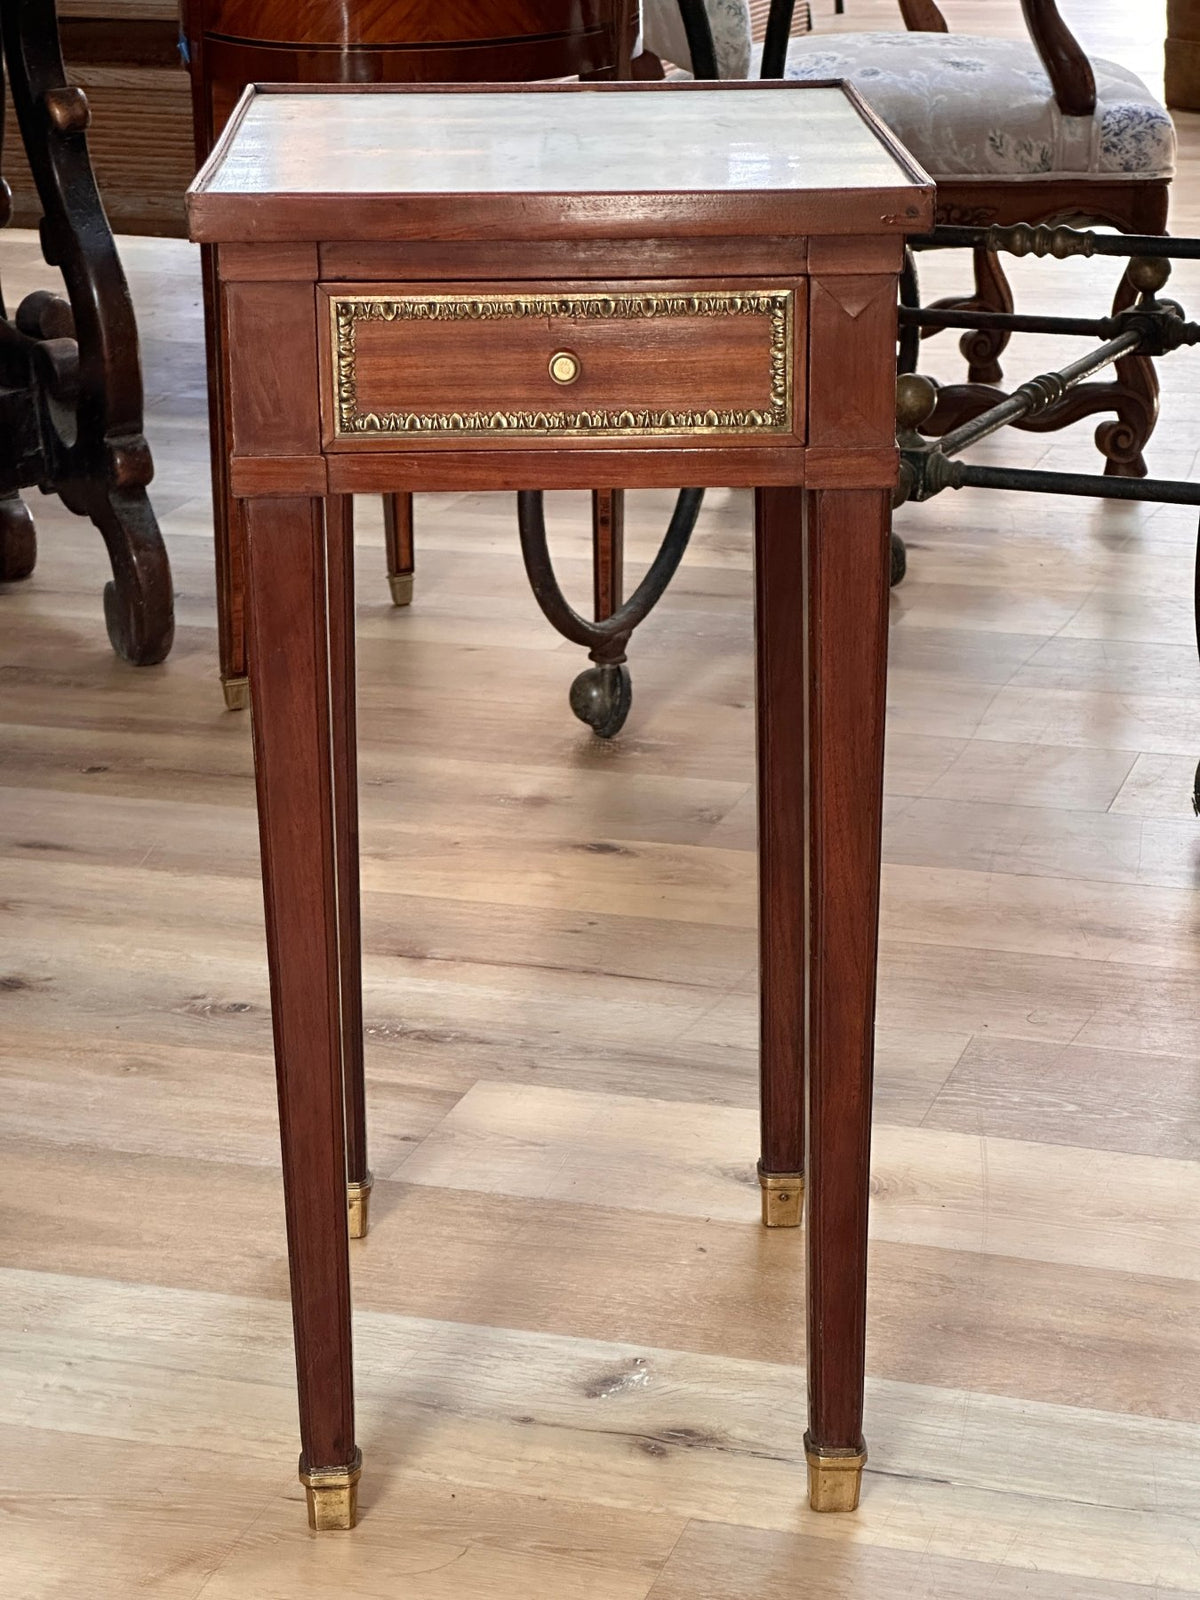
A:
[641,0,1176,476]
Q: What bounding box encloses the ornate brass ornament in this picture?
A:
[330,289,794,439]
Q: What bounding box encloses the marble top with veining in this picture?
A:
[199,85,921,199]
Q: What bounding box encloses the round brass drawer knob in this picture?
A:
[548,349,581,386]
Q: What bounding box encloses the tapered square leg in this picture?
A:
[383,493,415,606]
[591,489,624,620]
[754,487,807,1227]
[799,487,890,1510]
[201,245,250,707]
[245,494,360,1528]
[327,497,371,1234]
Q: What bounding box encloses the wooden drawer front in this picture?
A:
[321,282,802,448]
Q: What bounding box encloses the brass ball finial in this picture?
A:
[1127,255,1171,297]
[895,372,938,432]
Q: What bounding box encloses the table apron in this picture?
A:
[228,446,899,497]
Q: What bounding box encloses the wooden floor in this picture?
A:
[5,3,1200,1595]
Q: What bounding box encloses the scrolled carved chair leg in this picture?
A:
[920,255,1164,483]
[1095,349,1157,478]
[962,246,1014,385]
[72,482,174,664]
[923,246,1015,385]
[0,0,173,661]
[1097,262,1159,479]
[921,376,1154,470]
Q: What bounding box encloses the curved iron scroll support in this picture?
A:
[1,0,173,663]
[760,0,797,79]
[517,487,704,736]
[674,0,719,81]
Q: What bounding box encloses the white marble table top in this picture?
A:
[198,83,925,200]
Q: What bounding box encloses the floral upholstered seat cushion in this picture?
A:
[765,32,1175,181]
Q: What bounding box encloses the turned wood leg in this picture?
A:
[753,486,805,1229]
[244,494,360,1531]
[383,492,415,607]
[801,487,889,1512]
[327,497,371,1239]
[591,489,624,620]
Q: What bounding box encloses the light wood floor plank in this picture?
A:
[644,1519,1200,1600]
[5,1271,1200,1591]
[4,1134,1198,1425]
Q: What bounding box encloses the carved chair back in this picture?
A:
[896,0,1096,115]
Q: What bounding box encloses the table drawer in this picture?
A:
[319,280,804,449]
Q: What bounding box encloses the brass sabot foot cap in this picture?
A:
[758,1165,804,1228]
[348,1172,374,1240]
[805,1433,866,1513]
[388,572,414,607]
[300,1448,362,1531]
[221,675,249,712]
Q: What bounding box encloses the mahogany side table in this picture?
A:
[187,80,933,1530]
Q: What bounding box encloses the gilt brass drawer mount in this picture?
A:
[324,285,798,444]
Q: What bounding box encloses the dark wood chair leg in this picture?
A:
[2,0,173,665]
[244,493,360,1531]
[801,487,889,1513]
[327,496,371,1238]
[922,247,1014,386]
[383,492,415,607]
[963,246,1014,385]
[1099,263,1159,479]
[77,483,175,666]
[753,485,805,1229]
